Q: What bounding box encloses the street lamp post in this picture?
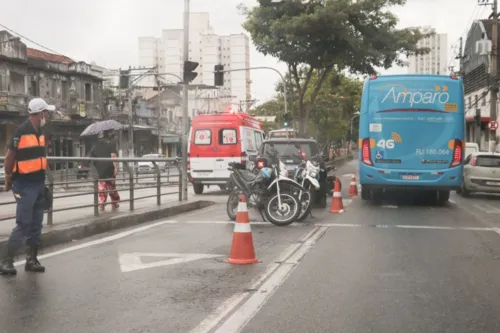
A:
[349,111,360,152]
[181,0,190,201]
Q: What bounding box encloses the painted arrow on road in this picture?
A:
[118,252,223,272]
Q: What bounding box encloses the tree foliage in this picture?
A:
[241,0,433,135]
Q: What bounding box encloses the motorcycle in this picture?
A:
[251,143,313,220]
[294,147,340,209]
[294,155,321,221]
[226,159,303,226]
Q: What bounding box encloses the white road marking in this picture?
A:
[473,203,500,214]
[13,220,179,267]
[313,223,493,231]
[190,227,326,333]
[342,173,354,177]
[118,252,223,273]
[212,227,328,333]
[449,199,456,204]
[380,205,398,208]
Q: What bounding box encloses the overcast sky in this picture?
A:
[0,0,483,104]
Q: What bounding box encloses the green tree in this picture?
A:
[241,0,432,135]
[306,71,362,143]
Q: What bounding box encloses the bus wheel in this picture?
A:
[194,184,204,194]
[361,185,370,200]
[436,190,450,205]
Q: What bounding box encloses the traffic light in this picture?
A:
[214,64,224,86]
[475,109,481,125]
[183,61,198,83]
[119,69,130,89]
[283,113,292,127]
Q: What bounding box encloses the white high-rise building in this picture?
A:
[138,12,251,111]
[407,26,448,75]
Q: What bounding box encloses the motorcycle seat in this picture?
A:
[239,169,258,182]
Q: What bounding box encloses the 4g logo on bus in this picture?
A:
[376,132,403,149]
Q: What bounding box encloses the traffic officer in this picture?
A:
[0,98,55,276]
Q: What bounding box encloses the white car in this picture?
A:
[137,154,167,174]
[465,142,479,158]
[458,152,500,195]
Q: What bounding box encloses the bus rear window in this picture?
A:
[194,129,211,145]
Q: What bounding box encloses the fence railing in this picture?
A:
[0,156,183,225]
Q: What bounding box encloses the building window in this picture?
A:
[85,83,92,101]
[30,80,38,96]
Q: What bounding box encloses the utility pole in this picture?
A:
[156,73,162,155]
[457,37,464,76]
[181,0,190,200]
[126,66,134,158]
[481,0,499,151]
[491,0,498,152]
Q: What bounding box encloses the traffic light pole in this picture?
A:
[215,66,288,115]
[181,0,190,201]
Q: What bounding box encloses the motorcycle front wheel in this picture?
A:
[264,192,301,226]
[226,191,240,221]
[296,189,313,222]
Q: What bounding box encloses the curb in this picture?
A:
[0,200,214,254]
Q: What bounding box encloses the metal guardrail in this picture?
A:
[0,156,183,225]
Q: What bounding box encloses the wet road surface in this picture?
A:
[3,159,500,333]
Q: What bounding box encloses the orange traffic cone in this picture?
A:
[329,178,344,213]
[348,175,358,197]
[226,194,259,265]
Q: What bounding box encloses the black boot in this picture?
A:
[25,246,45,273]
[0,247,17,276]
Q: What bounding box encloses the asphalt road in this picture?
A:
[2,159,500,333]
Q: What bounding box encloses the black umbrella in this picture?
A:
[80,120,123,137]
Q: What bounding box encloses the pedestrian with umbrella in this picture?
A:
[81,120,122,211]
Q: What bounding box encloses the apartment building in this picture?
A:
[138,12,251,112]
[407,26,448,75]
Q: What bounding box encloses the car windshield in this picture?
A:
[262,142,318,162]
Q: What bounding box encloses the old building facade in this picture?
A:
[462,19,500,150]
[0,30,104,161]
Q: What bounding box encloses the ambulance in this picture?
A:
[187,112,265,194]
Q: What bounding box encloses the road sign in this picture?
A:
[118,252,223,272]
[489,120,498,130]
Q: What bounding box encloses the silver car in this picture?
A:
[458,152,500,196]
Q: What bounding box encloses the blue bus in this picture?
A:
[358,74,465,204]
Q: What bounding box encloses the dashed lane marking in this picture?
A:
[449,199,457,204]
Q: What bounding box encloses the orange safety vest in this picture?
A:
[13,133,47,174]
